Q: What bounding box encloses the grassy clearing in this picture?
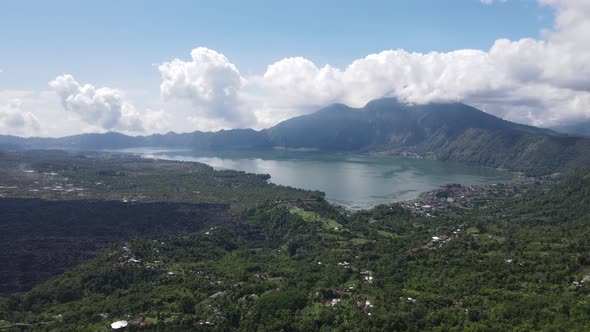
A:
[290,208,343,231]
[376,230,397,238]
[350,238,369,245]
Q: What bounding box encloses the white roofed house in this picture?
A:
[111,320,128,330]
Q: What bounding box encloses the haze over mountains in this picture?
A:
[3,98,590,176]
[551,121,590,137]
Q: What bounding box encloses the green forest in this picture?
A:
[1,152,590,330]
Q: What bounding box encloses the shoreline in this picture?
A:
[121,147,519,212]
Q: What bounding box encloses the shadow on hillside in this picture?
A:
[0,198,251,294]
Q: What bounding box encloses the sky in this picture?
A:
[0,0,589,137]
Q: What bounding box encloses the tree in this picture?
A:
[178,295,195,314]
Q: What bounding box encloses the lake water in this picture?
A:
[122,148,513,209]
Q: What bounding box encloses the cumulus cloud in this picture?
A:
[158,47,255,128]
[239,50,508,126]
[48,75,172,134]
[49,75,144,131]
[0,99,40,136]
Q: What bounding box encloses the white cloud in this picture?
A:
[0,99,40,136]
[239,50,507,127]
[0,90,101,137]
[48,75,170,134]
[480,0,507,5]
[158,47,255,128]
[142,109,172,133]
[49,74,143,131]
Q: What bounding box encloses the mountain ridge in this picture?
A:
[2,98,590,176]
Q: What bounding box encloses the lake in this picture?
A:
[121,148,514,209]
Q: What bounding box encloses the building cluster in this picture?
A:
[115,243,142,267]
[402,178,546,216]
[427,225,464,248]
[360,270,374,283]
[428,235,451,248]
[572,274,590,287]
[357,299,375,315]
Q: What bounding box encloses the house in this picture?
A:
[431,236,450,244]
[325,298,341,307]
[358,300,374,311]
[110,320,128,330]
[210,291,227,299]
[139,320,154,327]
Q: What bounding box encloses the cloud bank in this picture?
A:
[155,0,590,130]
[0,99,40,136]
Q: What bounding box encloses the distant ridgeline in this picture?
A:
[4,98,590,176]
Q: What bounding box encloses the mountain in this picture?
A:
[3,98,590,176]
[266,98,590,175]
[266,98,554,150]
[0,129,273,150]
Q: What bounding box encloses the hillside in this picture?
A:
[0,150,318,294]
[3,98,590,175]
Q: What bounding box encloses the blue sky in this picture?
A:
[2,0,589,137]
[0,0,552,90]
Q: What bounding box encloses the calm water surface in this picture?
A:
[121,148,513,209]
